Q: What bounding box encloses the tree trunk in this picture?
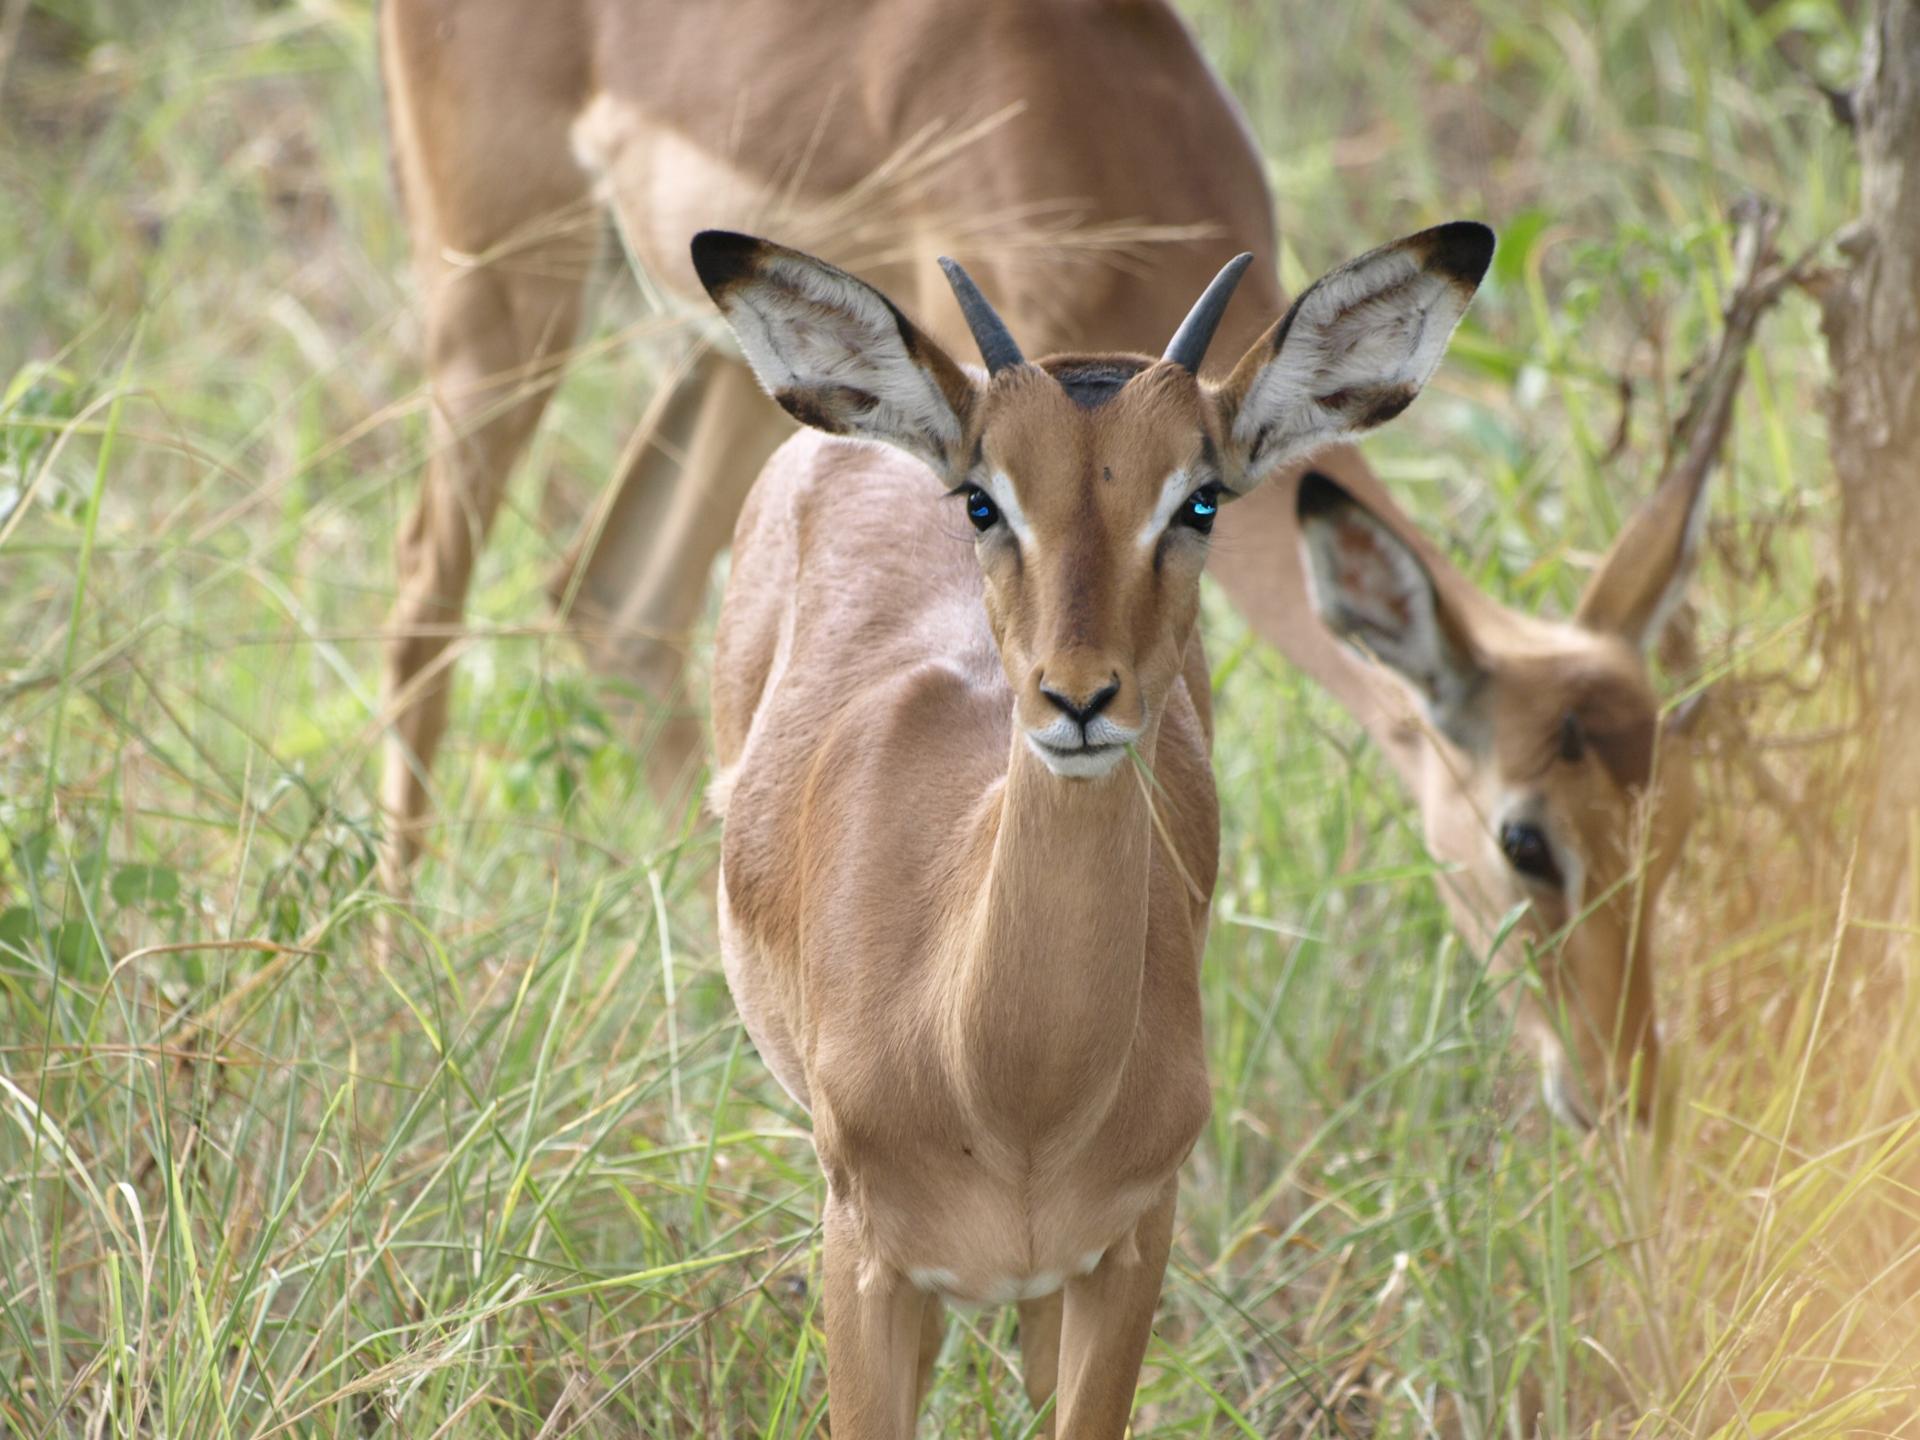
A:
[1821,0,1920,934]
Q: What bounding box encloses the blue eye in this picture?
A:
[965,487,1000,532]
[1178,485,1220,533]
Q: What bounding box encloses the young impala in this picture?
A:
[694,223,1491,1431]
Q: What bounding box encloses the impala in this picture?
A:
[1283,209,1789,1130]
[693,222,1491,1431]
[1293,462,1708,1127]
[377,0,1689,1124]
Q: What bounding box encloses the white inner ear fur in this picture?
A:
[720,253,963,466]
[1300,505,1478,726]
[1232,247,1472,480]
[1135,468,1193,549]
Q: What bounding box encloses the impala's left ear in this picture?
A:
[1575,457,1715,652]
[1296,470,1487,747]
[1213,221,1494,491]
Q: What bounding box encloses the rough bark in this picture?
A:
[1821,0,1920,933]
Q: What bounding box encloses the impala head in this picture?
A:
[694,224,1493,779]
[1297,465,1712,1128]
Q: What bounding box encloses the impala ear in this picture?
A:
[1575,457,1715,652]
[691,230,980,475]
[1214,222,1493,490]
[1296,470,1486,747]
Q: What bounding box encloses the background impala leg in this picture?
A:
[377,0,594,899]
[1052,1182,1178,1438]
[380,245,588,894]
[821,1197,927,1439]
[555,350,790,809]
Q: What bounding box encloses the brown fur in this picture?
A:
[373,0,1669,1152]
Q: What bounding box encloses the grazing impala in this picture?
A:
[1293,468,1707,1128]
[1284,209,1790,1129]
[377,0,1691,1123]
[694,222,1491,1431]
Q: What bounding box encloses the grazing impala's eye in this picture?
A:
[1177,484,1221,535]
[964,487,1000,532]
[1500,820,1564,888]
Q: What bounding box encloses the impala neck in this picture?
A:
[950,719,1160,1137]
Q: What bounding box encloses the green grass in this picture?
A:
[2,0,1915,1433]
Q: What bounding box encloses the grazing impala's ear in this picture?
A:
[1575,454,1715,653]
[1296,470,1487,747]
[691,230,980,475]
[1214,222,1494,491]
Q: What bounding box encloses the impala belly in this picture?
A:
[571,96,776,300]
[570,95,939,330]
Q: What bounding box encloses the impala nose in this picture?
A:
[1039,676,1120,730]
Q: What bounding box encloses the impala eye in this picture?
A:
[1177,484,1221,535]
[1499,820,1564,888]
[965,487,1000,532]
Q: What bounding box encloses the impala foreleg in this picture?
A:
[1051,1182,1178,1437]
[821,1195,931,1439]
[1017,1292,1064,1433]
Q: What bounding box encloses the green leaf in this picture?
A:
[0,906,36,952]
[111,862,181,908]
[49,920,106,978]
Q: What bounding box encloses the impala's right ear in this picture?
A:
[1215,222,1494,491]
[1573,453,1715,653]
[1296,470,1486,746]
[691,231,980,474]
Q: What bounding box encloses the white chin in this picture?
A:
[1025,735,1127,779]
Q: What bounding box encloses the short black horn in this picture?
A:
[1163,252,1255,374]
[938,257,1025,375]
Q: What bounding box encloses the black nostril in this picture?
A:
[1040,676,1121,726]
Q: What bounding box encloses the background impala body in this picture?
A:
[379,0,1680,1122]
[694,225,1491,1431]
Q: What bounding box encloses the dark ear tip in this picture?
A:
[1420,220,1497,288]
[690,230,764,296]
[1295,468,1357,523]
